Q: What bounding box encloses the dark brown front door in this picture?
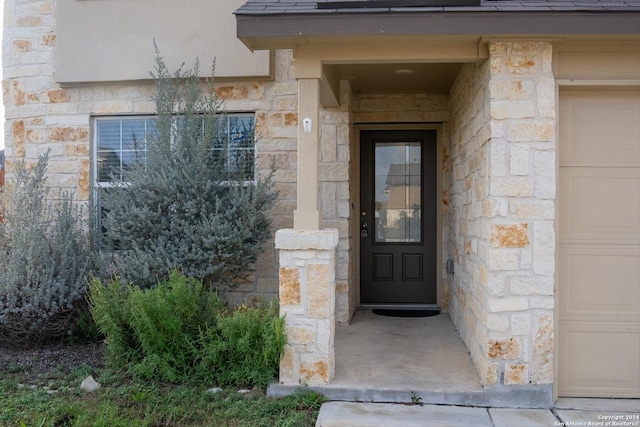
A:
[360,130,437,305]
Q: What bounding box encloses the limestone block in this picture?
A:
[532,312,553,384]
[215,85,249,100]
[509,144,530,176]
[275,229,339,251]
[279,345,297,384]
[299,355,330,385]
[64,143,90,157]
[505,55,540,75]
[529,296,554,310]
[505,364,529,385]
[321,182,337,219]
[483,197,508,218]
[47,173,76,188]
[490,56,505,75]
[489,139,507,176]
[272,95,298,111]
[13,39,32,52]
[44,114,90,127]
[534,175,556,200]
[319,163,349,182]
[510,276,553,296]
[486,273,506,296]
[92,100,133,114]
[507,120,554,142]
[490,223,529,248]
[488,249,520,271]
[487,314,509,332]
[540,43,553,73]
[45,89,70,103]
[12,120,25,155]
[279,267,301,306]
[47,102,79,115]
[532,221,555,276]
[78,158,90,201]
[487,337,521,359]
[509,200,554,220]
[490,177,533,198]
[491,100,535,120]
[485,362,499,385]
[511,313,531,335]
[337,200,350,218]
[489,79,534,100]
[321,124,337,162]
[316,317,335,354]
[307,263,331,318]
[488,297,528,313]
[537,76,556,118]
[287,325,316,346]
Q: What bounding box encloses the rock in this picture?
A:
[237,389,251,395]
[80,375,101,393]
[206,387,223,395]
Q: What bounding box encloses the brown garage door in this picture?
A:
[559,88,640,398]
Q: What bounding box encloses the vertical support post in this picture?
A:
[275,229,339,385]
[294,59,322,230]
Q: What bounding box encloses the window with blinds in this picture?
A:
[94,114,256,185]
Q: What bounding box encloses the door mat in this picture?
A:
[372,309,440,318]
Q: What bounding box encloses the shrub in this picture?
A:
[0,152,101,345]
[101,50,277,289]
[197,302,286,387]
[89,272,286,388]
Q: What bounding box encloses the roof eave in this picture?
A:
[236,11,640,50]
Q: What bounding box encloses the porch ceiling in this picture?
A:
[329,62,463,94]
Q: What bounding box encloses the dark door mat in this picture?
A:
[372,309,440,318]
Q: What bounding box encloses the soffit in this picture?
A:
[330,63,463,93]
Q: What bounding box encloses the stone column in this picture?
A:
[275,228,339,385]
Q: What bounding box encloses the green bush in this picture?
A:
[197,302,286,387]
[89,272,286,388]
[101,50,276,289]
[0,152,102,345]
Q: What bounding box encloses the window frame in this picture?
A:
[91,113,257,236]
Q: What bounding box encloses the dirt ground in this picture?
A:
[0,341,105,375]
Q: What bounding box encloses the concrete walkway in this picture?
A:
[316,398,640,427]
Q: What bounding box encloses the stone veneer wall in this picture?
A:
[2,0,303,304]
[446,41,555,391]
[319,81,355,324]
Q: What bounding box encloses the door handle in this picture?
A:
[360,222,369,238]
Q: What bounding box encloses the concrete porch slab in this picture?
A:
[269,310,551,408]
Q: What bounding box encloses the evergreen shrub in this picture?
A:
[0,152,101,345]
[89,272,286,387]
[101,51,276,289]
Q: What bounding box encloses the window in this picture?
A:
[93,114,256,236]
[94,114,255,186]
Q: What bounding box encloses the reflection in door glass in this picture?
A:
[374,142,421,243]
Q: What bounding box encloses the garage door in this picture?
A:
[559,88,640,398]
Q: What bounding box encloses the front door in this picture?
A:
[360,130,437,305]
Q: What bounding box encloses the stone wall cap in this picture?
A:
[275,228,340,250]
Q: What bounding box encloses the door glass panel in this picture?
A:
[374,142,421,243]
